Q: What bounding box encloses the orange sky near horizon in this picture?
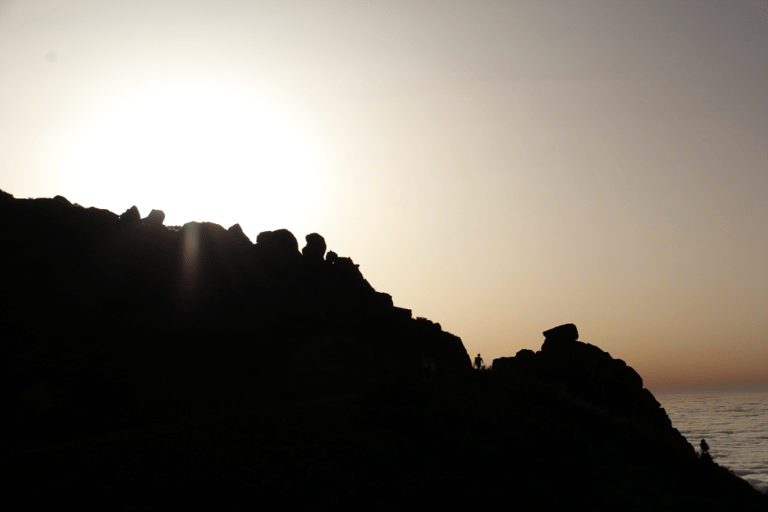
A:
[1,0,767,392]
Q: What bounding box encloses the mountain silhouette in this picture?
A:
[1,190,766,511]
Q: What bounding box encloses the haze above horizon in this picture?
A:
[1,0,766,391]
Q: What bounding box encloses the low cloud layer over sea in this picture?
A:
[656,391,768,493]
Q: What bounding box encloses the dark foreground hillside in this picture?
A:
[1,190,766,511]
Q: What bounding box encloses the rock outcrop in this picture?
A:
[493,324,672,431]
[254,228,301,265]
[141,209,165,226]
[1,189,765,511]
[119,205,141,224]
[541,322,578,351]
[301,232,327,262]
[225,223,252,249]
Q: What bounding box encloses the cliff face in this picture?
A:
[1,191,765,511]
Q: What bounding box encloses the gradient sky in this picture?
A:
[2,0,767,391]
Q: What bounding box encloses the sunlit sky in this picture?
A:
[2,0,767,391]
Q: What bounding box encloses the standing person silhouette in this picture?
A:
[474,353,484,369]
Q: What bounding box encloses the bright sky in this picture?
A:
[2,0,767,391]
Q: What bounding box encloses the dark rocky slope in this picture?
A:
[1,190,765,511]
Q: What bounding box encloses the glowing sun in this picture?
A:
[59,80,322,231]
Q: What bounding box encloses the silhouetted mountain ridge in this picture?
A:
[1,190,765,510]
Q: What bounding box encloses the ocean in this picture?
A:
[653,390,768,494]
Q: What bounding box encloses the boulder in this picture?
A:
[119,206,141,224]
[254,229,301,264]
[142,209,165,226]
[226,223,252,247]
[543,323,578,341]
[542,323,579,353]
[302,233,327,262]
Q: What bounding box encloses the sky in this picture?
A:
[1,0,767,392]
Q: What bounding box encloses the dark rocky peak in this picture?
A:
[493,324,675,432]
[142,209,165,226]
[302,232,326,262]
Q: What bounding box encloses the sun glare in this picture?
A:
[58,80,322,231]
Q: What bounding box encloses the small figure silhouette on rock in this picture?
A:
[474,353,484,369]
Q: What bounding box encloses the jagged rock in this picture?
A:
[326,250,338,263]
[53,195,71,206]
[119,205,140,224]
[142,209,165,226]
[302,233,327,262]
[0,189,13,201]
[2,193,767,510]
